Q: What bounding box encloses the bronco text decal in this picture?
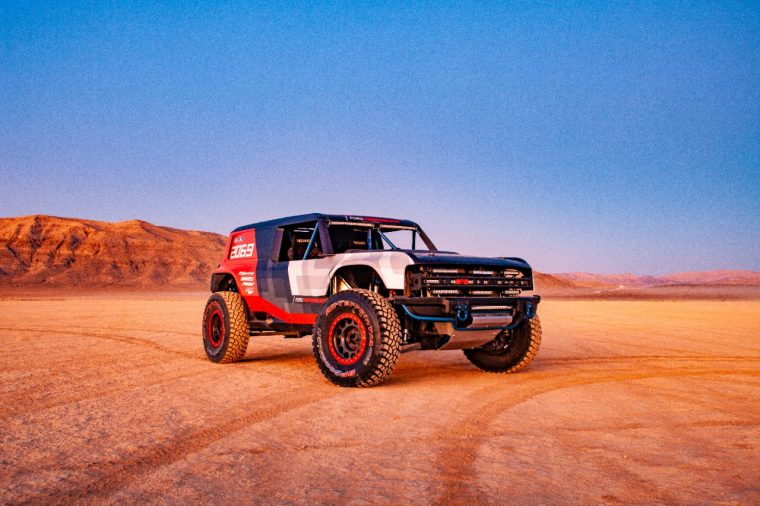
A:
[293,296,328,304]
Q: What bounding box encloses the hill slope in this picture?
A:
[0,215,226,288]
[555,270,760,288]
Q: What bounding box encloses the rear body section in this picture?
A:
[212,225,317,327]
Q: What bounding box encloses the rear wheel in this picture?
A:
[202,291,250,363]
[312,289,401,387]
[463,316,542,373]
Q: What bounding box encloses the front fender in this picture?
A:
[288,251,414,296]
[327,251,415,291]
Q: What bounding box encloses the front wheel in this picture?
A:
[312,289,401,387]
[463,316,542,373]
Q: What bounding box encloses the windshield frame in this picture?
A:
[325,220,437,253]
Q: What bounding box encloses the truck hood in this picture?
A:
[404,251,532,271]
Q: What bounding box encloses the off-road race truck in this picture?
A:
[202,213,541,387]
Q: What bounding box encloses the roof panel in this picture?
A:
[231,213,418,232]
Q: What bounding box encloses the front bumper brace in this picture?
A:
[396,295,540,350]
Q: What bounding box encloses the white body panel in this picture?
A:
[287,251,414,296]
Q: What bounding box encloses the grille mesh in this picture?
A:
[410,265,532,297]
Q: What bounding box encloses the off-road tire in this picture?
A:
[463,316,542,373]
[312,289,401,387]
[202,291,250,363]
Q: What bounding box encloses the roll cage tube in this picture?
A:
[377,226,436,251]
[301,220,333,259]
[303,225,319,260]
[378,229,397,250]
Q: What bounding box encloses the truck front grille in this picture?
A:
[406,265,533,297]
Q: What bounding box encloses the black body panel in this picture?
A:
[406,252,531,271]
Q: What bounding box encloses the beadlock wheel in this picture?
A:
[312,289,401,387]
[328,313,368,366]
[207,309,225,348]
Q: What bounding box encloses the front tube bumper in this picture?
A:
[399,295,540,350]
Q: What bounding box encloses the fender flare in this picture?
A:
[327,263,385,290]
[210,270,239,292]
[324,252,413,293]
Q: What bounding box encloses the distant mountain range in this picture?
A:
[553,270,760,288]
[1,215,758,293]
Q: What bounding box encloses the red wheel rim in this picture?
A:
[327,312,367,366]
[207,308,225,348]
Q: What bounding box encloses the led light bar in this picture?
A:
[430,268,460,274]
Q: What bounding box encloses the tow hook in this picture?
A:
[525,301,536,319]
[455,304,472,327]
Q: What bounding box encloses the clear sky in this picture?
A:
[1,1,758,274]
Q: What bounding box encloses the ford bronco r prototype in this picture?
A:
[202,214,541,387]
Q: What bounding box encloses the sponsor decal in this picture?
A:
[292,296,328,304]
[240,276,254,282]
[346,215,401,224]
[315,328,342,375]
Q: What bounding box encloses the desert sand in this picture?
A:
[1,293,758,504]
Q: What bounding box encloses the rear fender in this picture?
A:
[210,270,239,292]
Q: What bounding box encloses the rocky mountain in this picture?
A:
[532,272,586,294]
[0,215,226,288]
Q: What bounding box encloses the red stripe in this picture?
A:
[243,295,317,325]
[364,217,401,224]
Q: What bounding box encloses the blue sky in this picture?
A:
[1,1,758,274]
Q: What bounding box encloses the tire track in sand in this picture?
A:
[538,354,757,366]
[1,366,217,418]
[12,387,338,504]
[430,358,760,503]
[0,326,201,360]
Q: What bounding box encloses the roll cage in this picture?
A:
[272,218,437,262]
